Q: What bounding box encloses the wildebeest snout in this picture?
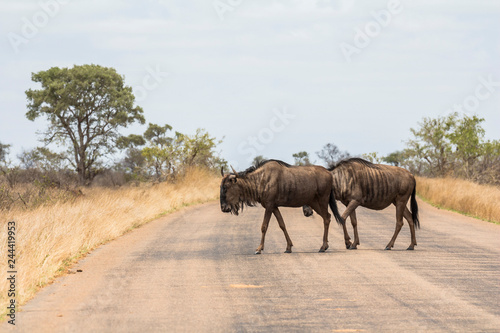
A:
[221,203,232,213]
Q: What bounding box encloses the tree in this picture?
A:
[362,152,383,164]
[18,147,66,171]
[0,142,11,181]
[252,155,266,167]
[0,142,11,165]
[121,125,226,180]
[383,150,405,166]
[177,128,225,169]
[122,148,146,176]
[448,114,485,178]
[141,123,176,179]
[292,151,311,166]
[25,64,145,184]
[405,114,455,176]
[116,134,146,150]
[477,140,500,184]
[116,134,147,176]
[401,113,499,183]
[316,143,350,168]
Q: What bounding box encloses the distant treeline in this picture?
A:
[365,113,500,185]
[288,113,499,186]
[0,123,225,210]
[370,113,500,185]
[1,124,224,187]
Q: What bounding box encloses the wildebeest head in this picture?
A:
[220,166,243,215]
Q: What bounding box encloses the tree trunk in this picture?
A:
[77,149,87,185]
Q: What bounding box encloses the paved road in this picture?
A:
[6,200,500,332]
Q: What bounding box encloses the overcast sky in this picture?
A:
[1,0,499,169]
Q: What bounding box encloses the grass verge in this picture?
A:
[0,168,220,321]
[416,176,500,224]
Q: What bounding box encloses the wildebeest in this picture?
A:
[220,160,344,254]
[303,158,420,250]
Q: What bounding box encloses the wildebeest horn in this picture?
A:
[231,165,238,176]
[220,166,224,177]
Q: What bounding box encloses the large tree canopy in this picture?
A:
[26,64,145,184]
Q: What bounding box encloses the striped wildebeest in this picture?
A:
[220,160,344,254]
[303,158,420,250]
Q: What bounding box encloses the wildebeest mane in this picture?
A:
[237,159,292,177]
[328,157,381,171]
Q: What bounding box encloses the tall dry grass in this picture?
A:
[0,168,220,318]
[416,176,500,223]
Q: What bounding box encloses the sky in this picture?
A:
[1,0,499,170]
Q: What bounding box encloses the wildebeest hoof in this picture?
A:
[349,245,357,250]
[255,250,262,255]
[384,246,392,250]
[345,242,352,249]
[407,247,414,250]
[284,249,292,253]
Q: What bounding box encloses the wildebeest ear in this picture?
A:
[220,167,224,177]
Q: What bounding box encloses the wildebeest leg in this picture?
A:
[273,208,293,253]
[403,207,417,250]
[255,208,273,254]
[349,210,360,249]
[385,201,405,250]
[341,201,360,249]
[309,202,331,252]
[319,211,332,252]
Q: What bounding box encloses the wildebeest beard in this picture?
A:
[230,199,256,216]
[221,191,257,215]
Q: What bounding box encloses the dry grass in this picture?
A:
[0,168,220,319]
[416,176,500,223]
[0,182,81,211]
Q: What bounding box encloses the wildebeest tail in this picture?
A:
[411,186,420,229]
[329,189,345,226]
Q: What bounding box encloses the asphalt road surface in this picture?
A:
[5,199,500,332]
